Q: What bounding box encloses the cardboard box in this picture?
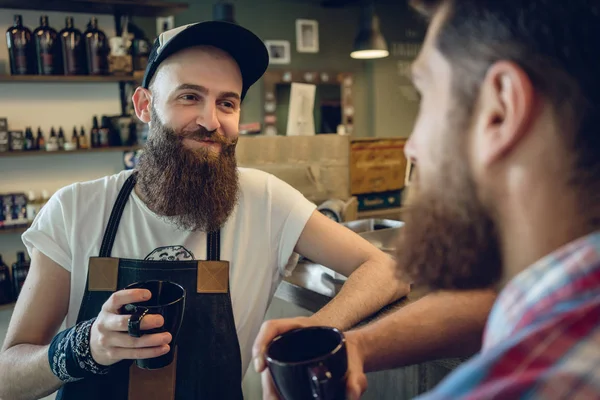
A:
[350,138,408,195]
[236,135,351,204]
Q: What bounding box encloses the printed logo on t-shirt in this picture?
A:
[144,245,195,261]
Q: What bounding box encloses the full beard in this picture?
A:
[135,110,239,233]
[395,107,503,291]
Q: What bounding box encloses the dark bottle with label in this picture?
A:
[59,16,84,75]
[57,127,66,149]
[99,116,110,147]
[65,126,79,151]
[6,15,35,75]
[79,126,89,149]
[12,252,30,300]
[83,17,109,76]
[0,255,13,305]
[91,116,100,148]
[36,127,45,150]
[33,15,61,75]
[24,127,35,150]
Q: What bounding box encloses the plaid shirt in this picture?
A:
[417,231,600,400]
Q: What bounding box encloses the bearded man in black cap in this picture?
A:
[0,21,408,400]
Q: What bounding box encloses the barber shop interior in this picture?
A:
[0,0,598,399]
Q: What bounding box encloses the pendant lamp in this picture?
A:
[350,2,389,59]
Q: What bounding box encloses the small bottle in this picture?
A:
[35,127,45,151]
[0,255,13,305]
[46,127,58,151]
[91,116,100,148]
[12,252,30,300]
[57,127,66,150]
[64,126,78,151]
[26,191,38,222]
[24,127,35,150]
[79,126,89,149]
[6,15,35,75]
[99,116,110,147]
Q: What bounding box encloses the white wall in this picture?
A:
[0,9,129,266]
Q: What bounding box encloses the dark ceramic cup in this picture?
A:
[120,280,186,370]
[266,326,348,400]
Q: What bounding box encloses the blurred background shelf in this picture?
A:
[0,0,188,17]
[0,75,136,83]
[0,146,141,158]
[0,225,29,235]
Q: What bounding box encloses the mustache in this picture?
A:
[177,127,236,146]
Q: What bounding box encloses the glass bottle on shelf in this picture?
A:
[84,17,109,76]
[79,126,89,149]
[91,116,100,148]
[12,252,30,300]
[24,127,35,150]
[0,255,13,305]
[6,14,35,75]
[57,127,66,149]
[59,16,85,75]
[47,127,58,151]
[33,15,61,75]
[36,127,45,150]
[64,126,78,151]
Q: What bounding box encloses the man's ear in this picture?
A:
[132,87,152,123]
[471,61,535,168]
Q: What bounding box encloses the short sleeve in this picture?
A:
[267,174,317,276]
[21,186,73,271]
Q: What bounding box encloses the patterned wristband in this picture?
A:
[49,318,110,382]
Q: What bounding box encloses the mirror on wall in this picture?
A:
[262,70,354,136]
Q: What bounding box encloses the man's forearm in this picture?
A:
[310,257,409,330]
[0,344,63,400]
[355,290,497,372]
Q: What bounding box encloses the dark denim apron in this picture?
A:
[56,172,244,400]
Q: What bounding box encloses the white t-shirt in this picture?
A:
[21,168,316,375]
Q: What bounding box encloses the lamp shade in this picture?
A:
[350,4,389,59]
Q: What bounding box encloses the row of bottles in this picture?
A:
[0,116,140,153]
[1,190,51,229]
[6,14,109,76]
[0,252,31,305]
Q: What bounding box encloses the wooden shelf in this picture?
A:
[0,302,16,312]
[0,75,136,83]
[357,207,405,219]
[0,225,29,235]
[0,0,188,17]
[0,145,141,158]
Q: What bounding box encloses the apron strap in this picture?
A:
[98,171,222,261]
[99,172,138,258]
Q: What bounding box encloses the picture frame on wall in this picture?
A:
[296,19,319,53]
[264,40,291,64]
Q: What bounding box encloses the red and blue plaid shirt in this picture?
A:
[418,231,600,399]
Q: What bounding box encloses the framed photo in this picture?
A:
[296,19,319,53]
[264,40,291,64]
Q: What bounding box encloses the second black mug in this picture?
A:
[120,280,186,370]
[266,326,348,400]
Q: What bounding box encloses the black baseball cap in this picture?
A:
[142,21,269,100]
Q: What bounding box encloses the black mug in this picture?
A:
[266,326,348,400]
[120,280,186,370]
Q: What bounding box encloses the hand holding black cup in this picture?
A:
[266,326,348,400]
[119,280,186,370]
